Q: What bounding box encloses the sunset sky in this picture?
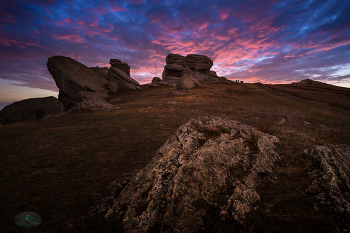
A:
[0,0,350,110]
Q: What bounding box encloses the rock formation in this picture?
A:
[0,96,66,125]
[69,91,118,111]
[105,116,281,233]
[306,144,350,217]
[107,67,141,90]
[176,67,201,90]
[162,54,229,85]
[47,56,118,109]
[110,59,130,76]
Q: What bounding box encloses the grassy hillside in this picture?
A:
[1,82,350,232]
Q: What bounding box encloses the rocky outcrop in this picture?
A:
[47,56,118,109]
[107,67,141,90]
[306,144,350,217]
[105,116,281,233]
[69,91,118,111]
[0,96,66,125]
[162,54,228,85]
[89,67,109,80]
[110,59,130,76]
[176,67,201,90]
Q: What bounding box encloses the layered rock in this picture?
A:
[110,59,130,76]
[306,144,350,217]
[0,97,66,125]
[162,54,227,85]
[105,116,281,232]
[47,56,118,109]
[69,91,118,111]
[107,67,141,90]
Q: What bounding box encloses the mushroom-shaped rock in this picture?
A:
[0,97,66,125]
[105,116,281,233]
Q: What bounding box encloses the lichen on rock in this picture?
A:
[306,144,350,216]
[105,116,281,232]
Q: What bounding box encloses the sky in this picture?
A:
[0,0,350,110]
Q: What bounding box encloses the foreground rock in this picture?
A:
[162,54,229,85]
[69,91,119,111]
[0,97,66,125]
[306,144,350,218]
[105,116,281,232]
[47,56,118,109]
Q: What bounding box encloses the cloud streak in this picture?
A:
[0,0,349,106]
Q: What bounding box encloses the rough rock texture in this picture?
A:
[306,144,350,217]
[162,54,228,85]
[0,96,66,125]
[47,56,118,109]
[105,116,281,233]
[176,68,201,90]
[69,91,118,111]
[89,67,109,80]
[110,59,130,76]
[107,67,141,90]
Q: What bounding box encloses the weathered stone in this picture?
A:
[176,68,201,90]
[151,77,171,86]
[107,67,141,90]
[105,116,281,232]
[89,67,109,80]
[161,54,229,85]
[0,96,66,125]
[110,59,130,75]
[184,54,213,71]
[166,54,185,65]
[69,91,118,111]
[306,144,350,217]
[47,56,118,109]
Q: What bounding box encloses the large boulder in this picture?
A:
[105,116,281,232]
[110,59,130,76]
[0,96,66,125]
[107,67,141,90]
[176,67,201,90]
[162,54,224,85]
[47,56,118,109]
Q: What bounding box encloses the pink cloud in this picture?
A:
[52,34,84,43]
[218,8,230,20]
[0,12,17,24]
[199,22,208,31]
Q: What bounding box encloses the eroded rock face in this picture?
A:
[306,144,350,217]
[162,54,230,85]
[0,97,66,125]
[89,67,109,80]
[47,56,118,109]
[105,116,281,232]
[69,91,118,111]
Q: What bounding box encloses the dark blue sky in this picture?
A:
[1,0,350,108]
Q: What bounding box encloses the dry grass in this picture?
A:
[1,82,350,232]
